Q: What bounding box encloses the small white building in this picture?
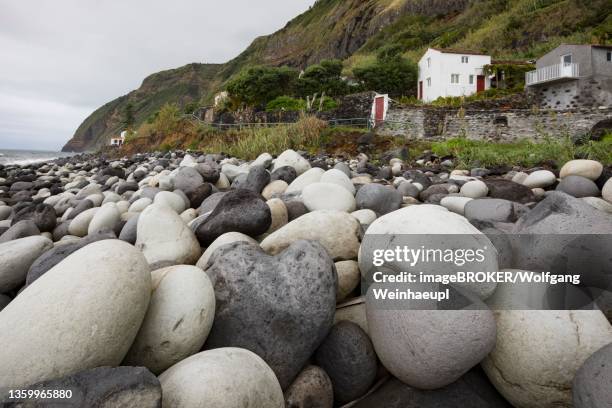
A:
[110,130,129,147]
[417,48,492,102]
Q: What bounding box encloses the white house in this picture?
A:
[417,48,492,102]
[110,130,129,147]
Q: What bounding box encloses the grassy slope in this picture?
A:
[66,0,611,151]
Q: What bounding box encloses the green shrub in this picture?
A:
[353,48,418,97]
[266,96,306,112]
[226,66,299,108]
[153,103,182,135]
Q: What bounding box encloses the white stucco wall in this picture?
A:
[418,49,491,102]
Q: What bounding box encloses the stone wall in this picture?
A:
[530,77,612,110]
[379,105,612,142]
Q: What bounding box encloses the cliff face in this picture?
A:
[64,0,611,151]
[63,64,222,152]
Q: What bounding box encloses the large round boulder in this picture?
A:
[273,149,311,175]
[560,159,603,180]
[573,342,612,408]
[0,236,53,292]
[195,189,271,246]
[302,182,356,212]
[136,203,201,268]
[202,240,337,389]
[314,321,377,403]
[0,366,161,407]
[158,348,284,408]
[366,291,496,389]
[260,210,362,261]
[355,183,402,215]
[284,365,334,408]
[124,265,215,374]
[0,240,151,391]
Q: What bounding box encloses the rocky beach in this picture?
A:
[0,147,611,407]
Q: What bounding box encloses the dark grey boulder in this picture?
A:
[556,175,600,198]
[314,321,377,404]
[116,181,139,195]
[573,342,612,408]
[67,199,94,220]
[0,294,10,311]
[403,170,432,190]
[118,214,140,244]
[356,184,402,215]
[419,184,450,202]
[485,179,535,204]
[0,220,40,244]
[471,168,490,177]
[465,198,529,223]
[284,365,334,408]
[203,240,337,389]
[25,231,115,286]
[52,221,71,241]
[244,165,270,193]
[271,166,297,184]
[173,166,204,195]
[185,183,212,209]
[9,181,33,192]
[352,367,511,408]
[285,200,309,221]
[195,189,271,246]
[0,366,161,407]
[397,182,420,198]
[376,167,392,180]
[512,192,612,293]
[195,163,221,183]
[230,173,248,189]
[12,203,56,232]
[334,162,352,179]
[139,187,161,201]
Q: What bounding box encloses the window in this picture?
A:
[607,51,611,62]
[451,74,460,84]
[469,75,474,84]
[562,54,572,66]
[461,56,469,63]
[427,57,431,67]
[426,77,431,87]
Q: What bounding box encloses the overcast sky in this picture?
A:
[0,0,314,151]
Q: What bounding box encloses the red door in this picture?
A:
[374,96,385,125]
[477,75,485,92]
[418,81,423,100]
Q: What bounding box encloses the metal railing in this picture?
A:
[184,113,374,131]
[526,63,580,86]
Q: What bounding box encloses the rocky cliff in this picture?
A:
[63,0,611,151]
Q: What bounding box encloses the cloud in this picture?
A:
[0,0,313,150]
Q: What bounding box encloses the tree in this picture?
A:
[122,102,135,130]
[297,59,348,97]
[353,48,418,97]
[226,66,299,108]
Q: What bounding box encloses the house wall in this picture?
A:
[379,105,612,142]
[418,49,491,102]
[528,46,612,110]
[536,44,593,76]
[592,47,612,77]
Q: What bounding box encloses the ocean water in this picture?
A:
[0,149,75,166]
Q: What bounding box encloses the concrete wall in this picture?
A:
[379,105,612,142]
[537,45,593,76]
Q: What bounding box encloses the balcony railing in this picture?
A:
[526,63,580,86]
